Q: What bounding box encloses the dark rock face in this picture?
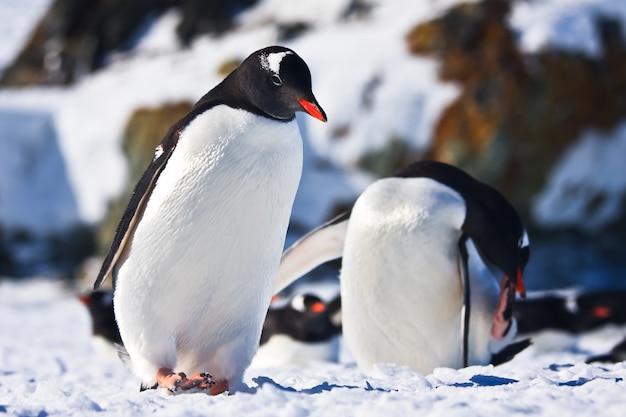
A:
[175,0,258,46]
[96,102,193,256]
[406,0,626,228]
[0,0,258,87]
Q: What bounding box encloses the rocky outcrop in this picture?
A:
[406,0,626,228]
[0,0,257,87]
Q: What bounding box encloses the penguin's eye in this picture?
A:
[271,75,282,86]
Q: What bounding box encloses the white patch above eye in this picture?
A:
[261,51,293,74]
[519,230,529,248]
[153,144,164,160]
[290,294,306,312]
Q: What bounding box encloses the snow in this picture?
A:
[0,0,52,73]
[0,0,461,228]
[509,0,626,55]
[0,0,624,232]
[1,279,626,417]
[0,109,79,233]
[0,0,623,231]
[2,0,626,413]
[532,122,626,231]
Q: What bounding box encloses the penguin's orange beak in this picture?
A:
[310,301,326,313]
[516,268,526,299]
[297,98,327,122]
[78,294,91,305]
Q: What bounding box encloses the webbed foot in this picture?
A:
[156,368,215,393]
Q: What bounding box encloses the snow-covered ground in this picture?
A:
[2,1,626,415]
[1,279,626,417]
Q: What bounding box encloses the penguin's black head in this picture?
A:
[78,290,122,345]
[260,293,340,345]
[462,182,529,298]
[229,46,327,122]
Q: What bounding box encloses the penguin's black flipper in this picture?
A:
[490,338,532,366]
[94,128,181,290]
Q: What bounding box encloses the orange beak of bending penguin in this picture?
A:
[491,268,526,339]
[297,98,327,122]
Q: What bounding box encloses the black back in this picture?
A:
[514,289,626,335]
[514,295,577,334]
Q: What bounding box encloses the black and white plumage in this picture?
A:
[275,160,530,374]
[513,289,626,334]
[94,46,326,394]
[251,293,342,368]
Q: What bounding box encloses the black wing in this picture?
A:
[93,129,180,290]
[458,234,471,368]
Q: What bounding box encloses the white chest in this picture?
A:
[128,106,303,284]
[340,177,490,373]
[114,106,303,380]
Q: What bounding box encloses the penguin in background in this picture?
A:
[275,160,530,375]
[93,46,326,394]
[78,290,122,346]
[513,289,626,335]
[252,293,342,368]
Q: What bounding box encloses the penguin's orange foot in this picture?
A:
[156,368,215,393]
[209,379,229,396]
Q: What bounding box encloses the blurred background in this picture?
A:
[1,0,625,293]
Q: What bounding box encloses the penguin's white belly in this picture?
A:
[114,106,303,385]
[340,177,498,374]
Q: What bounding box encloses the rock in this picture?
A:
[406,0,626,229]
[357,139,410,178]
[0,0,258,87]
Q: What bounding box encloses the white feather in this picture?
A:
[113,105,303,388]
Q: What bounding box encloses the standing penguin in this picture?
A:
[275,160,530,374]
[94,46,326,394]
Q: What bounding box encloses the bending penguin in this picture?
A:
[275,160,530,375]
[94,46,326,394]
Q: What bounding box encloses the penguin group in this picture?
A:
[89,44,624,395]
[276,160,531,374]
